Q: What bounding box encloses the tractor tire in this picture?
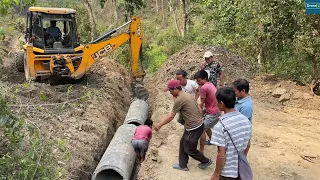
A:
[15,51,25,72]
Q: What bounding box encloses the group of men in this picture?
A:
[154,51,253,180]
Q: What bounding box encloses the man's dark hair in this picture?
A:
[216,87,236,108]
[194,70,208,80]
[144,118,153,127]
[233,79,250,93]
[176,69,188,78]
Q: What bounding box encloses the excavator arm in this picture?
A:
[71,16,145,83]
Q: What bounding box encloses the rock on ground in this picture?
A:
[279,93,291,102]
[272,88,287,98]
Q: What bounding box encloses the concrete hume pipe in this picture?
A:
[92,124,137,180]
[123,99,148,125]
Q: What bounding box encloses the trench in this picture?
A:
[89,95,149,180]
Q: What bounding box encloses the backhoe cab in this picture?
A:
[16,7,146,86]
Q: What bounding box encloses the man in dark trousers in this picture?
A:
[194,70,221,153]
[155,80,212,171]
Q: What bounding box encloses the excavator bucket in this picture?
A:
[131,83,149,101]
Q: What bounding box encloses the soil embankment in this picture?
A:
[0,57,133,179]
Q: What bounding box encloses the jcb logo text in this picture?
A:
[92,44,113,61]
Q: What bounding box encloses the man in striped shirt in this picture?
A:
[210,87,252,180]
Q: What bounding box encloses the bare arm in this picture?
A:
[245,139,251,155]
[211,146,226,180]
[200,62,206,69]
[219,72,223,87]
[198,97,205,115]
[154,111,176,132]
[195,87,200,101]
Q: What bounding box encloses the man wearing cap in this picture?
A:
[201,51,223,88]
[155,80,212,171]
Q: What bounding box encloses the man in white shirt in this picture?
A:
[175,70,200,125]
[176,70,200,100]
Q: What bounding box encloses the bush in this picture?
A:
[0,96,67,180]
[0,27,5,41]
[144,44,167,72]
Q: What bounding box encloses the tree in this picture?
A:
[84,0,97,41]
[0,0,35,15]
[168,0,181,36]
[100,0,145,21]
[181,0,187,36]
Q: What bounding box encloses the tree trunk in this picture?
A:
[84,0,97,41]
[261,46,267,73]
[112,0,119,26]
[156,0,159,14]
[312,55,318,79]
[162,0,165,22]
[19,0,23,14]
[169,0,173,12]
[181,0,187,37]
[168,0,181,36]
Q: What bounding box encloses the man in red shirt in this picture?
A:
[132,119,153,163]
[194,70,221,154]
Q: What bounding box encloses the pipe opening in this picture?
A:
[127,121,141,126]
[95,169,123,180]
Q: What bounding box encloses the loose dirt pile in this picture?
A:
[252,74,320,111]
[155,45,256,86]
[138,45,320,180]
[0,57,133,179]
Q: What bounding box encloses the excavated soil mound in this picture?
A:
[155,45,256,87]
[0,58,132,179]
[146,45,256,115]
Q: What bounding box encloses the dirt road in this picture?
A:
[137,77,320,180]
[137,46,320,180]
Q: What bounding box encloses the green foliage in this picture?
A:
[0,0,35,15]
[74,5,91,43]
[144,44,167,72]
[39,92,46,101]
[111,43,131,67]
[0,96,69,179]
[0,27,5,41]
[100,0,145,20]
[193,0,320,84]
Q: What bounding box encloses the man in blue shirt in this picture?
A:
[46,21,61,41]
[233,79,253,122]
[233,79,253,155]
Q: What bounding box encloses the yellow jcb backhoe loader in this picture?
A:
[15,7,146,90]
